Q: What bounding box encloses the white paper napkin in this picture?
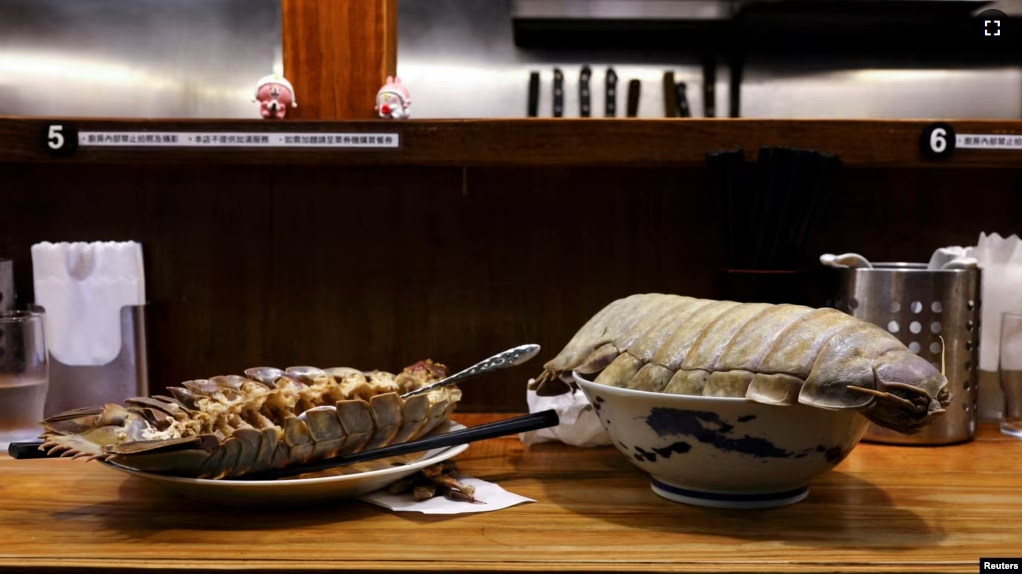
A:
[928,246,978,270]
[31,241,146,366]
[358,476,534,514]
[519,377,612,448]
[973,233,1022,373]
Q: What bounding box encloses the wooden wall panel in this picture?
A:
[1,164,1020,413]
[281,0,397,120]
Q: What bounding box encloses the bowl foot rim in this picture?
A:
[650,477,809,509]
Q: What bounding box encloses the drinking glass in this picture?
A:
[0,310,48,448]
[999,311,1022,438]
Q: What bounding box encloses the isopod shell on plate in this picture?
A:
[532,294,951,434]
[38,360,461,479]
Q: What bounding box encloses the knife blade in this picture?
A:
[626,79,641,118]
[553,68,564,118]
[527,71,540,117]
[605,67,618,118]
[579,65,592,118]
[663,71,678,117]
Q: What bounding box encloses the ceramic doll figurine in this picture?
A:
[253,73,297,120]
[375,76,411,119]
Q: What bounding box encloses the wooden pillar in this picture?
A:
[282,0,398,120]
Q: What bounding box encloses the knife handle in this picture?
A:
[579,65,592,118]
[553,68,564,118]
[676,82,691,118]
[663,72,678,118]
[605,67,618,118]
[527,71,540,117]
[626,79,641,118]
[729,55,743,118]
[702,58,716,118]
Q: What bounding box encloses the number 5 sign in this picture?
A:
[41,123,79,157]
[920,122,956,161]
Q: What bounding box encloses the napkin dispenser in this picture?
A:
[30,241,149,417]
[31,303,148,416]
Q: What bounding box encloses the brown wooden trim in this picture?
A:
[281,0,398,120]
[5,117,1022,168]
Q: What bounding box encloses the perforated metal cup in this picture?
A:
[827,262,981,445]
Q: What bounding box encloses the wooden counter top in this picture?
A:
[1,414,1020,573]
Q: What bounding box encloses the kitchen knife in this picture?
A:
[605,67,618,118]
[553,68,564,118]
[527,71,540,117]
[626,79,641,118]
[663,72,678,117]
[702,58,716,118]
[676,82,691,118]
[729,55,743,118]
[579,65,592,118]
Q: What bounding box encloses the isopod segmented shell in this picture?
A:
[38,359,460,479]
[534,294,951,435]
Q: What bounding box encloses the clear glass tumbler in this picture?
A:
[999,311,1022,439]
[0,310,48,448]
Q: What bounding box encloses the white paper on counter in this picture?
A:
[519,377,612,448]
[31,241,145,366]
[358,476,534,514]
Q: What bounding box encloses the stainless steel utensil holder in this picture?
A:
[30,304,149,417]
[828,263,981,445]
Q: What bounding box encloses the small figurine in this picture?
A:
[253,73,297,120]
[375,76,411,119]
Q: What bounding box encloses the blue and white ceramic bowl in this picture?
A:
[574,372,870,509]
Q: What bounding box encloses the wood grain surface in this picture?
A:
[5,117,1022,167]
[0,415,1020,573]
[281,0,397,120]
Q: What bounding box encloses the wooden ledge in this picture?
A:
[3,117,1022,168]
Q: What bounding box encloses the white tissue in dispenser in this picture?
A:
[828,262,981,445]
[30,241,148,417]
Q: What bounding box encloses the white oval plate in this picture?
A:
[100,421,468,508]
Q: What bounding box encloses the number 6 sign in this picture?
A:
[41,123,79,157]
[920,122,956,161]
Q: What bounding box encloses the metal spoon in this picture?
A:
[399,344,541,399]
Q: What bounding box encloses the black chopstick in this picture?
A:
[12,410,562,480]
[242,410,560,481]
[9,440,48,459]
